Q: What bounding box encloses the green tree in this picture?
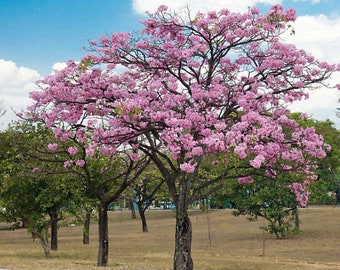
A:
[290,114,340,204]
[226,171,303,239]
[3,119,150,265]
[48,136,150,266]
[0,123,81,256]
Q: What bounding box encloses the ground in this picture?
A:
[0,207,339,269]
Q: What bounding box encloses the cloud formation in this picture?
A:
[284,15,340,64]
[0,59,41,128]
[51,62,67,72]
[283,15,340,126]
[132,0,281,15]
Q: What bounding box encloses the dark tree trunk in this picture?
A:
[49,211,59,251]
[83,211,91,245]
[138,202,148,232]
[97,204,109,267]
[173,180,193,270]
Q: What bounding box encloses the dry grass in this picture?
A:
[0,207,339,269]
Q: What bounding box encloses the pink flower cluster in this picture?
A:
[289,182,310,208]
[24,3,338,183]
[68,146,78,156]
[238,176,254,185]
[48,143,58,151]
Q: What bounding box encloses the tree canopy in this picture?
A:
[25,5,339,270]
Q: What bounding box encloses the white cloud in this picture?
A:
[132,0,281,15]
[288,86,339,125]
[283,15,340,127]
[283,15,340,64]
[0,59,41,128]
[52,62,67,72]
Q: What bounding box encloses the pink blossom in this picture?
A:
[48,143,58,151]
[293,65,303,75]
[32,167,40,173]
[130,152,139,161]
[180,162,196,173]
[289,182,310,208]
[250,7,260,15]
[64,160,73,168]
[75,160,85,167]
[157,5,168,12]
[285,8,296,21]
[191,147,203,156]
[294,81,304,88]
[238,176,254,185]
[250,154,265,169]
[86,147,95,157]
[234,144,247,159]
[68,146,78,156]
[89,40,97,46]
[53,127,62,137]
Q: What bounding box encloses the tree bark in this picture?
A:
[97,204,109,267]
[293,208,300,231]
[138,202,148,232]
[83,211,91,245]
[173,179,193,270]
[49,211,59,250]
[32,230,50,258]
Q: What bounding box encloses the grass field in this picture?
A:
[0,207,339,269]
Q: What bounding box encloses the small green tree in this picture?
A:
[0,123,81,256]
[226,172,302,239]
[45,134,150,267]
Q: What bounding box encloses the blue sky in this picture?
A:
[0,0,339,128]
[0,0,141,75]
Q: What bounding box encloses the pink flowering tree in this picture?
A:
[27,5,339,269]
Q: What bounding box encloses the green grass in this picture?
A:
[0,207,339,269]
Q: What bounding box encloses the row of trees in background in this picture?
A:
[1,5,340,270]
[0,113,339,257]
[0,121,157,260]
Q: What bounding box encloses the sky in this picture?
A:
[0,0,339,129]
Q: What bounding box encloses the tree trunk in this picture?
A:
[49,211,59,250]
[138,202,148,232]
[83,211,91,245]
[293,208,300,231]
[130,197,137,220]
[32,230,50,258]
[97,204,109,267]
[173,180,193,270]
